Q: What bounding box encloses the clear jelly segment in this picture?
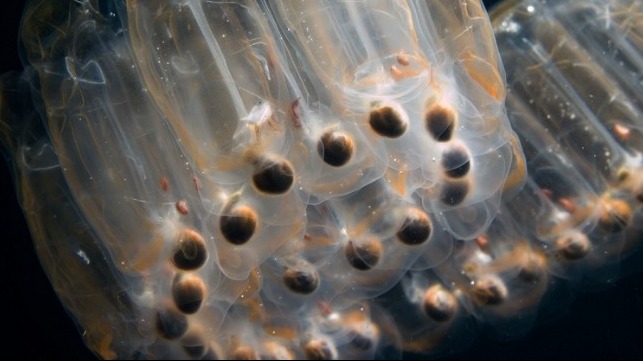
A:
[2,0,526,359]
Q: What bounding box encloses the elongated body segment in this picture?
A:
[1,0,641,359]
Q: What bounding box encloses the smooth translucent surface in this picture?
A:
[0,0,641,359]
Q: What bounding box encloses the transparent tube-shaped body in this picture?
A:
[1,0,642,360]
[1,0,521,359]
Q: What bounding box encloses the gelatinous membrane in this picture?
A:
[492,0,643,284]
[0,0,641,359]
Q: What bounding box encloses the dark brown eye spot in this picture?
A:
[172,274,206,314]
[304,340,336,360]
[518,252,547,284]
[441,146,471,179]
[348,330,374,350]
[232,345,258,360]
[172,229,208,271]
[598,198,632,233]
[425,105,456,142]
[555,231,591,260]
[318,130,354,167]
[422,285,457,322]
[470,276,508,306]
[440,180,469,206]
[396,208,432,245]
[220,205,258,245]
[156,307,188,340]
[283,267,320,294]
[369,106,408,138]
[345,238,382,270]
[252,159,294,195]
[180,332,209,358]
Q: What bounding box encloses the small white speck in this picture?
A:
[76,249,90,265]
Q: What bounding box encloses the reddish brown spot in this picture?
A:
[291,98,302,128]
[192,177,201,192]
[613,123,631,141]
[176,200,189,215]
[317,301,332,317]
[390,65,403,80]
[558,197,577,214]
[160,177,170,192]
[396,51,410,66]
[475,235,489,249]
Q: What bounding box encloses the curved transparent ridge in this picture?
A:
[0,0,641,359]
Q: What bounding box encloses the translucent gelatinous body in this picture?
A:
[0,0,641,359]
[492,0,643,283]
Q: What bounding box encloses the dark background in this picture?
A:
[0,1,641,359]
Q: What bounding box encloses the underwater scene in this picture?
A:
[0,0,641,359]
